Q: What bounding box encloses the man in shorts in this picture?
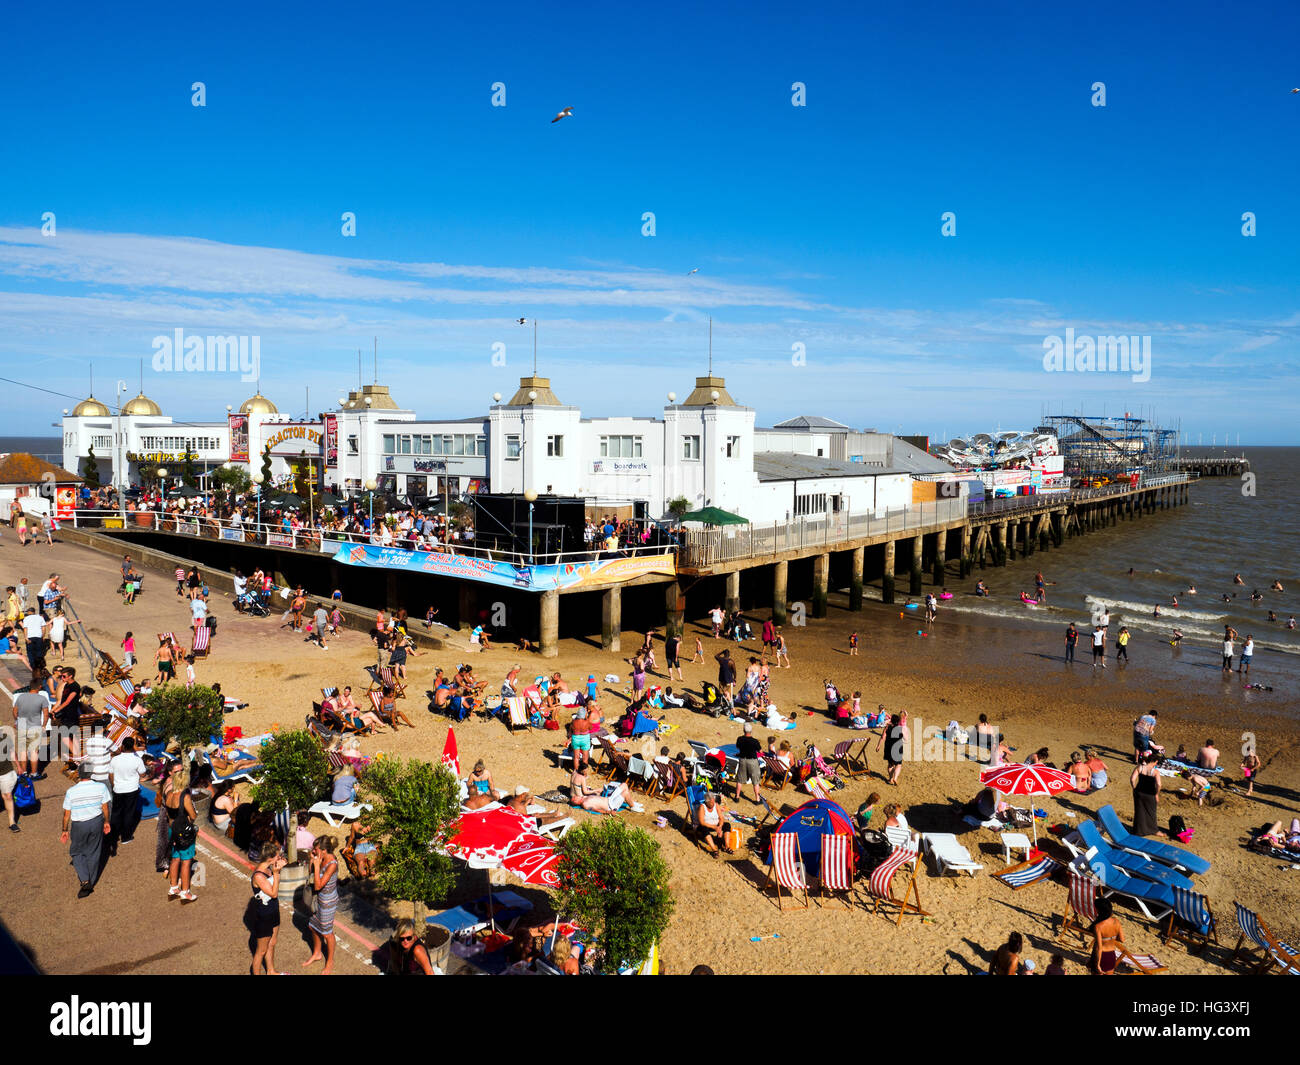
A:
[190,595,208,631]
[20,608,47,672]
[312,603,330,650]
[735,722,763,803]
[1091,625,1106,669]
[12,681,49,779]
[664,631,682,681]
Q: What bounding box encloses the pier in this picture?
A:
[65,472,1196,658]
[1171,455,1250,477]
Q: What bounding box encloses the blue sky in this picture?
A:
[2,0,1298,441]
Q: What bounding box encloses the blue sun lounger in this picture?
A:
[1068,850,1176,922]
[1074,821,1196,891]
[1097,804,1211,875]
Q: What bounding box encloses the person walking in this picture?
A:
[735,722,763,804]
[164,765,199,902]
[1064,622,1078,664]
[108,737,147,850]
[1239,635,1254,675]
[714,648,736,702]
[12,680,48,779]
[1091,625,1106,669]
[60,764,111,898]
[250,846,287,976]
[20,608,48,673]
[0,723,20,832]
[1115,626,1130,664]
[664,630,683,681]
[1130,752,1162,837]
[312,602,330,651]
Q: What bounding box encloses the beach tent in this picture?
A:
[767,798,859,877]
[680,506,748,526]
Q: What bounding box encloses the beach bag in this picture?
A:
[723,828,742,852]
[850,715,869,729]
[12,775,37,811]
[543,718,560,731]
[302,879,317,914]
[170,816,197,851]
[617,715,637,738]
[1168,815,1188,840]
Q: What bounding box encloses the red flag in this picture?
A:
[442,727,460,777]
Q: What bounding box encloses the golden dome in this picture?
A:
[341,384,400,410]
[122,391,162,416]
[71,395,110,417]
[239,392,279,415]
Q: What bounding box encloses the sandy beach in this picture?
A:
[8,537,1298,975]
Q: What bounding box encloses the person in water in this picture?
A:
[1233,573,1244,585]
[975,581,989,597]
[1153,603,1162,618]
[1186,585,1197,595]
[1170,629,1184,646]
[1271,580,1284,592]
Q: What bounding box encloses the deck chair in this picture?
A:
[922,832,985,879]
[829,739,869,779]
[1117,947,1168,974]
[762,754,792,791]
[103,690,133,717]
[805,776,832,801]
[306,714,342,745]
[308,800,372,827]
[372,665,406,698]
[190,624,211,659]
[625,755,655,792]
[648,760,684,802]
[1068,845,1176,922]
[819,833,855,909]
[94,652,131,686]
[1057,868,1099,945]
[684,784,709,851]
[1162,887,1218,954]
[321,703,367,735]
[105,712,145,754]
[1231,902,1300,975]
[157,632,177,648]
[865,846,927,926]
[503,696,529,731]
[883,824,920,854]
[993,855,1062,891]
[1073,821,1195,891]
[764,831,809,910]
[602,747,633,785]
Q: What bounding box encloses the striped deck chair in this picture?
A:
[648,760,684,802]
[764,832,809,910]
[1057,869,1099,945]
[104,690,132,717]
[118,679,137,702]
[762,754,792,791]
[325,746,348,773]
[157,632,177,648]
[1163,887,1218,954]
[374,665,406,698]
[105,713,144,753]
[1118,947,1168,974]
[805,776,833,801]
[503,696,529,732]
[993,855,1062,891]
[1231,902,1300,975]
[829,739,869,779]
[190,624,211,659]
[368,690,397,728]
[865,846,927,926]
[819,833,856,909]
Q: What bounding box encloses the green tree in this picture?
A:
[553,818,674,972]
[259,443,273,486]
[358,758,461,920]
[143,683,224,755]
[667,496,690,521]
[250,730,332,862]
[212,464,251,496]
[181,450,198,488]
[83,447,101,489]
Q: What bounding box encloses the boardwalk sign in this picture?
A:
[332,544,675,591]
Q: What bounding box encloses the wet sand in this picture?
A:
[9,538,1298,975]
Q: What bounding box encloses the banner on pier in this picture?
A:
[331,544,675,591]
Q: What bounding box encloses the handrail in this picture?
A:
[56,595,103,672]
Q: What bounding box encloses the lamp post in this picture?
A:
[157,467,168,497]
[524,488,537,565]
[365,478,377,532]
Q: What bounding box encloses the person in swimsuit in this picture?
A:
[570,767,630,814]
[250,846,287,975]
[155,638,175,685]
[1090,897,1125,975]
[569,709,593,771]
[384,918,433,975]
[303,836,339,974]
[467,760,500,800]
[210,781,239,835]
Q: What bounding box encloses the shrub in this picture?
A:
[553,818,674,972]
[143,683,224,752]
[359,758,461,911]
[251,729,332,821]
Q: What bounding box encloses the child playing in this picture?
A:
[328,606,343,637]
[692,636,704,664]
[174,566,186,597]
[123,573,137,605]
[121,631,136,670]
[848,631,858,656]
[185,653,196,688]
[423,604,437,628]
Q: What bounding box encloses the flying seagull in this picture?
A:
[516,317,527,325]
[552,107,573,123]
[686,268,699,276]
[1292,88,1299,93]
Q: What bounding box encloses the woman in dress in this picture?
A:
[303,836,339,974]
[1130,751,1162,837]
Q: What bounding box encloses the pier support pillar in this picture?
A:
[960,524,972,576]
[849,546,864,612]
[772,561,789,625]
[932,533,946,587]
[883,539,897,603]
[386,571,399,611]
[1021,520,1034,557]
[665,581,684,639]
[725,570,741,615]
[457,584,475,631]
[995,522,1008,565]
[909,534,923,595]
[540,589,559,658]
[812,553,829,618]
[601,584,621,652]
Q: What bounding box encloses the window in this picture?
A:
[599,435,643,458]
[682,435,701,460]
[382,434,395,453]
[726,435,741,458]
[546,435,564,457]
[398,435,412,455]
[429,433,486,456]
[506,434,521,459]
[347,435,359,455]
[795,492,828,517]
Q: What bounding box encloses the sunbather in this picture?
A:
[467,759,501,802]
[1255,819,1300,852]
[505,785,569,828]
[211,747,261,777]
[569,767,630,814]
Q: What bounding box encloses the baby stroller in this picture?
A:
[700,681,732,718]
[236,591,269,617]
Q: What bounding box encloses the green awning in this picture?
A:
[679,506,749,526]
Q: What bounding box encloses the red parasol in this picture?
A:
[447,806,536,861]
[441,726,460,777]
[978,762,1074,845]
[500,832,563,887]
